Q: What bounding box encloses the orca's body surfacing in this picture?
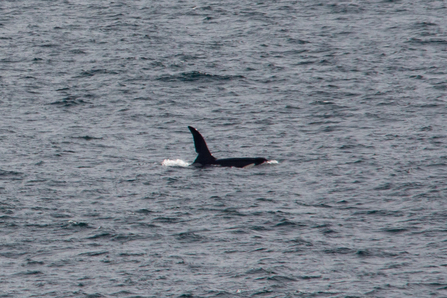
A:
[188,126,267,168]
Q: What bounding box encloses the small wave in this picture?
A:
[408,38,447,45]
[49,96,88,107]
[161,159,190,167]
[156,71,244,82]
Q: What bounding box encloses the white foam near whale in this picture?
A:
[266,160,279,165]
[161,159,191,167]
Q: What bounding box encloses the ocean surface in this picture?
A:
[1,1,447,297]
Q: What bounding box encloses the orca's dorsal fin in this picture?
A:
[188,126,217,166]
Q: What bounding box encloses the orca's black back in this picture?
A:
[216,157,267,168]
[188,126,267,167]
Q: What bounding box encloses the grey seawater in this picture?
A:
[1,0,447,297]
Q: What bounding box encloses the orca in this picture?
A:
[188,126,268,168]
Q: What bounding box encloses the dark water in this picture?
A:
[1,0,447,297]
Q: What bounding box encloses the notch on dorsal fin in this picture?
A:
[188,126,217,166]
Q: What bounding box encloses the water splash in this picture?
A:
[161,159,191,167]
